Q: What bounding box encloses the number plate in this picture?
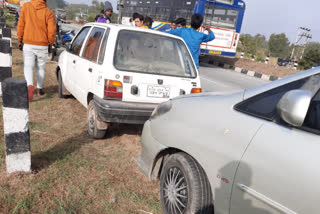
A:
[209,50,222,55]
[147,86,170,98]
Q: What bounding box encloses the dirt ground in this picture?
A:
[0,30,161,213]
[201,55,301,78]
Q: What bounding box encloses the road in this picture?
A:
[199,63,267,93]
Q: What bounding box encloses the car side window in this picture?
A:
[82,27,105,62]
[70,27,91,56]
[235,77,310,121]
[98,28,110,65]
[303,89,320,133]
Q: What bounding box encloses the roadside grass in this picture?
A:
[0,30,161,213]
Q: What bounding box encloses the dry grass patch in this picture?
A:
[0,30,161,214]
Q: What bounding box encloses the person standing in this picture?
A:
[104,1,113,23]
[167,14,215,69]
[175,17,187,28]
[17,0,56,101]
[144,16,153,29]
[96,1,113,23]
[134,14,145,28]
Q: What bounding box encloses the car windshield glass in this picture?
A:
[114,30,197,78]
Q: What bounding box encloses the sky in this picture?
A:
[65,0,320,43]
[242,0,320,43]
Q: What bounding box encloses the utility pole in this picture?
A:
[290,27,312,67]
[117,0,124,24]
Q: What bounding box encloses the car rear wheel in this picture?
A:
[58,70,68,98]
[87,100,107,139]
[160,153,213,214]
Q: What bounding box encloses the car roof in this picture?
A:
[83,22,184,41]
[244,67,320,99]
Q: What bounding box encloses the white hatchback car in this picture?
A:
[57,23,201,138]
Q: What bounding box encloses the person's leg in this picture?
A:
[35,47,48,94]
[23,45,36,86]
[23,45,36,101]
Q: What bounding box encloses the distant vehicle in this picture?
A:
[277,57,291,66]
[139,68,320,214]
[4,0,30,13]
[57,23,202,138]
[4,0,19,14]
[120,0,246,57]
[51,29,75,61]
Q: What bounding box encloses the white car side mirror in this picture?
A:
[277,90,312,127]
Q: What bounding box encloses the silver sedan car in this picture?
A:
[138,68,320,214]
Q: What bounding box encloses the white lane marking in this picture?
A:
[237,184,297,214]
[0,52,12,67]
[0,82,2,97]
[3,107,29,134]
[6,152,31,173]
[200,76,229,88]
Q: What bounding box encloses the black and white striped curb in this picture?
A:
[2,78,31,173]
[234,67,280,81]
[0,38,12,96]
[0,28,12,46]
[0,17,5,28]
[204,59,280,81]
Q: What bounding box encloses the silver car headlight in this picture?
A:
[150,100,172,120]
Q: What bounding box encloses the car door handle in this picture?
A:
[73,60,76,64]
[88,68,93,73]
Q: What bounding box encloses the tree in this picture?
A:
[100,2,105,12]
[268,33,290,57]
[238,34,257,56]
[298,43,320,70]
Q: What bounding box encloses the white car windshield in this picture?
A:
[114,30,197,78]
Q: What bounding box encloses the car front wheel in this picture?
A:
[160,153,213,214]
[87,100,107,139]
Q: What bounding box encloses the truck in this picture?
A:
[4,0,30,14]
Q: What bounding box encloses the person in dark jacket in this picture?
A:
[95,1,113,23]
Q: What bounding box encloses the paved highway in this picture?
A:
[199,63,267,93]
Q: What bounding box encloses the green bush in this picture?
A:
[87,13,96,22]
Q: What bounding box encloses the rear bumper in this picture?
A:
[94,96,158,124]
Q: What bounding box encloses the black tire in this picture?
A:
[87,100,107,139]
[160,153,213,214]
[58,70,66,98]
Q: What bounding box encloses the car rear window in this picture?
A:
[114,30,197,78]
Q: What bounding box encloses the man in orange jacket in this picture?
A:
[17,0,56,102]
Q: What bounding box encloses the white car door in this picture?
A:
[66,26,91,97]
[73,27,106,107]
[230,74,320,214]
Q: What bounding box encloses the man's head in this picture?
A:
[135,14,144,27]
[132,12,140,20]
[191,14,203,30]
[176,18,186,28]
[144,16,153,29]
[104,1,113,18]
[170,20,177,30]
